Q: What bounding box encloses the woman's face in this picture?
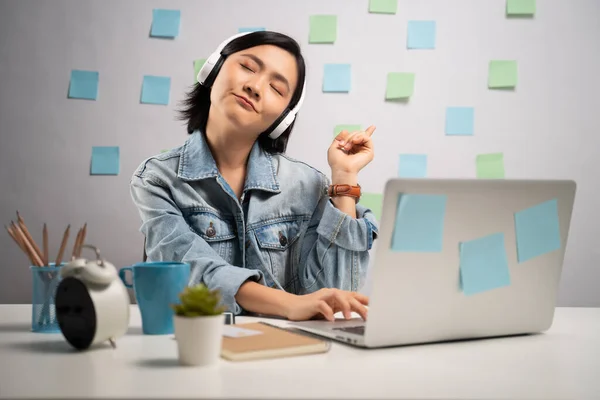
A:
[210,44,299,136]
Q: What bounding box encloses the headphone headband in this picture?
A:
[196,31,305,140]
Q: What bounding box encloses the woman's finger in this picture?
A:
[351,292,370,305]
[334,129,351,143]
[365,125,376,136]
[332,291,353,319]
[338,130,360,147]
[350,297,368,321]
[317,300,335,322]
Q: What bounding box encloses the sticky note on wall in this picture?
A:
[91,146,120,175]
[369,0,398,14]
[323,64,351,92]
[141,75,171,105]
[488,60,518,88]
[407,21,436,49]
[391,194,447,252]
[459,233,511,296]
[386,73,415,99]
[398,154,427,178]
[334,124,362,137]
[309,15,337,43]
[514,199,561,263]
[150,9,181,38]
[194,59,206,83]
[68,70,99,100]
[446,107,475,135]
[358,193,383,221]
[238,27,266,33]
[476,153,505,179]
[506,0,536,16]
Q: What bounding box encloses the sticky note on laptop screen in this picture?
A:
[459,233,511,295]
[514,199,561,263]
[391,194,447,252]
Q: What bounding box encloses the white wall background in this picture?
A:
[0,0,598,305]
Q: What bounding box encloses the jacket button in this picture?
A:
[278,231,288,246]
[206,222,216,238]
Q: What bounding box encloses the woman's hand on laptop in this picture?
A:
[286,288,369,322]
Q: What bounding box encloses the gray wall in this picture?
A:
[1,0,599,306]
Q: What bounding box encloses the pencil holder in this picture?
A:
[30,264,64,333]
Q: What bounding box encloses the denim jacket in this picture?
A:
[129,130,379,315]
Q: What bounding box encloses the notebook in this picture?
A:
[220,321,331,361]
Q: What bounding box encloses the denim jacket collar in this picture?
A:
[177,130,281,193]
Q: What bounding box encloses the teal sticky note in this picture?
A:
[398,154,427,178]
[150,9,181,38]
[514,199,561,263]
[68,70,99,100]
[459,233,511,295]
[446,107,474,135]
[323,64,351,92]
[91,146,119,175]
[238,27,266,33]
[141,75,171,105]
[407,21,436,49]
[391,194,447,252]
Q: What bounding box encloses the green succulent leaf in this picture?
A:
[171,284,227,317]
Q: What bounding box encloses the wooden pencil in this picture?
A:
[78,222,87,257]
[55,224,70,266]
[8,222,35,265]
[43,223,49,266]
[72,228,82,260]
[16,212,44,262]
[13,223,43,267]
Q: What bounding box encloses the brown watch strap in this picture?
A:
[328,184,361,202]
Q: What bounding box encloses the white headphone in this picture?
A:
[196,31,306,140]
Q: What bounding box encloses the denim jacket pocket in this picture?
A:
[183,208,236,263]
[253,218,304,290]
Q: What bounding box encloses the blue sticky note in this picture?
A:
[446,107,474,136]
[141,75,171,105]
[238,27,266,33]
[407,21,436,49]
[459,233,511,295]
[150,9,181,38]
[68,70,99,100]
[391,194,447,252]
[398,154,427,178]
[323,64,351,93]
[91,146,119,175]
[514,199,561,263]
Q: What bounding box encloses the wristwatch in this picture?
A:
[327,184,361,202]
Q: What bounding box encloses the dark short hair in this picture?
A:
[177,31,306,154]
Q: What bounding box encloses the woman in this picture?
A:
[130,31,379,321]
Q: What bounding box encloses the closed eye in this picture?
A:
[240,63,254,72]
[271,85,282,96]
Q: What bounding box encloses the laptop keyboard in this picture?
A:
[332,325,365,335]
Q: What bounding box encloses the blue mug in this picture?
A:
[118,262,190,335]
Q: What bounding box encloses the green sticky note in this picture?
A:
[506,0,536,15]
[488,60,517,88]
[386,72,415,99]
[476,153,505,179]
[333,124,362,137]
[369,0,398,14]
[194,59,206,83]
[160,149,169,153]
[309,15,337,43]
[358,193,383,221]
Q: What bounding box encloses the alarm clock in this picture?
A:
[55,244,130,350]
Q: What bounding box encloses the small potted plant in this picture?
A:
[171,284,227,366]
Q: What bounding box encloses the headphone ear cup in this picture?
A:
[268,111,296,139]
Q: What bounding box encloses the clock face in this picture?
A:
[55,277,97,350]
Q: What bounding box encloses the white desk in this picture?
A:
[0,305,599,399]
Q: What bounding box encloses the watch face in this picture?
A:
[55,277,97,350]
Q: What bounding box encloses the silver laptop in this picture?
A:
[288,178,577,348]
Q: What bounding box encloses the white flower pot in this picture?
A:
[174,314,225,366]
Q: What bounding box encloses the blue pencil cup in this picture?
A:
[31,264,63,333]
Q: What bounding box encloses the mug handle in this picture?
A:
[118,267,133,289]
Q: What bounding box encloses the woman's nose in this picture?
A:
[243,82,261,100]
